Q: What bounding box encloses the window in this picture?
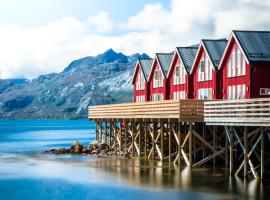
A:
[152,93,164,101]
[173,91,186,100]
[232,85,236,100]
[237,85,241,99]
[241,84,246,99]
[227,58,231,77]
[153,65,163,88]
[198,57,205,81]
[136,95,145,102]
[136,69,145,90]
[173,63,180,85]
[231,48,236,77]
[228,86,232,100]
[198,88,212,100]
[173,61,186,85]
[242,56,246,76]
[198,55,212,82]
[237,48,241,76]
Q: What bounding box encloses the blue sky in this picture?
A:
[0,0,269,79]
[0,0,169,28]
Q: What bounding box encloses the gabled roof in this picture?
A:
[132,58,153,83]
[176,46,198,74]
[202,39,228,68]
[233,30,270,62]
[139,58,153,81]
[190,39,228,73]
[155,52,174,77]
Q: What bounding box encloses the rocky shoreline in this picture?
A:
[45,141,131,158]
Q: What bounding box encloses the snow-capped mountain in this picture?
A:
[0,49,150,119]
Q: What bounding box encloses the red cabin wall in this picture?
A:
[149,60,167,100]
[192,48,217,99]
[167,53,190,99]
[132,63,148,102]
[250,62,270,98]
[220,38,251,99]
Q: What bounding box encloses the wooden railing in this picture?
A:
[204,98,270,125]
[88,100,204,122]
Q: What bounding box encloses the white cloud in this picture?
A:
[0,0,270,79]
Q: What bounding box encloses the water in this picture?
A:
[0,120,266,200]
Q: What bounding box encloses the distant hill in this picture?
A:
[0,49,150,119]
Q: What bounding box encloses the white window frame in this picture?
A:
[198,56,205,82]
[231,47,236,77]
[153,65,163,88]
[237,48,242,76]
[152,93,164,101]
[136,69,145,90]
[198,88,212,100]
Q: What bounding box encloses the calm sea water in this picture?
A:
[0,120,266,200]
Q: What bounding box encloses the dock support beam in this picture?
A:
[261,127,264,180]
[188,123,193,167]
[244,127,248,178]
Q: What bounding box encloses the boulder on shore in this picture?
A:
[70,141,84,154]
[46,148,69,154]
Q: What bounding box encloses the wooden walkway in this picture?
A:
[88,98,270,180]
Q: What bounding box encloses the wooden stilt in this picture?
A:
[225,129,228,168]
[99,121,102,142]
[244,127,248,178]
[95,121,99,141]
[213,126,216,166]
[178,121,181,166]
[105,121,107,143]
[261,127,264,180]
[169,122,172,163]
[132,121,135,156]
[203,123,205,159]
[161,121,164,161]
[153,122,156,160]
[138,122,141,156]
[230,127,233,175]
[144,122,147,159]
[125,121,128,149]
[189,123,193,167]
[109,121,112,147]
[119,121,122,151]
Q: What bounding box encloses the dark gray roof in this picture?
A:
[156,53,174,76]
[176,46,198,73]
[138,58,153,81]
[202,39,228,68]
[233,30,270,62]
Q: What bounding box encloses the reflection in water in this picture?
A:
[90,157,267,199]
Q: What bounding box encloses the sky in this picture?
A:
[0,0,270,79]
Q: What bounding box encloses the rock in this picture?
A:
[91,149,100,154]
[47,148,69,154]
[91,140,99,145]
[98,143,109,151]
[123,151,130,158]
[82,146,92,154]
[98,150,108,157]
[70,141,84,154]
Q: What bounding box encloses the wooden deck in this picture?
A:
[204,98,270,126]
[88,100,204,122]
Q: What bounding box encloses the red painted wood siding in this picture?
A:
[148,59,168,100]
[167,53,190,99]
[251,62,270,98]
[192,47,218,99]
[132,63,148,102]
[220,38,250,99]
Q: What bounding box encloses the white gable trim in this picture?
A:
[166,49,188,78]
[190,41,216,74]
[218,32,249,70]
[148,54,166,81]
[131,61,147,84]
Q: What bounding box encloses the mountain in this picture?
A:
[0,49,150,119]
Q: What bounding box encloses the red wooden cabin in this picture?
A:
[167,46,198,99]
[132,58,153,102]
[190,39,228,100]
[148,53,174,101]
[219,30,270,100]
